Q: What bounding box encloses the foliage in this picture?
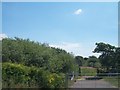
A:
[75,56,84,66]
[93,42,119,73]
[2,38,77,74]
[86,56,101,68]
[2,62,65,88]
[2,37,78,88]
[3,37,119,88]
[75,55,100,67]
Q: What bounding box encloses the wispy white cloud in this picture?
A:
[49,42,100,57]
[0,33,8,40]
[74,9,82,15]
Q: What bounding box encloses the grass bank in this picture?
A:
[81,67,97,76]
[103,76,119,87]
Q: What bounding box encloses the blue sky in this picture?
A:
[2,2,118,57]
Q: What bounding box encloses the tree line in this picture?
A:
[93,42,120,74]
[75,42,120,74]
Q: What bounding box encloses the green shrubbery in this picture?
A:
[2,62,65,88]
[2,38,76,74]
[2,38,78,88]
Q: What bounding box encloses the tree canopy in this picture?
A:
[93,42,119,73]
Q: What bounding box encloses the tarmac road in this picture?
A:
[70,79,117,88]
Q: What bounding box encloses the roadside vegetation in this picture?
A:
[103,76,118,87]
[2,37,78,88]
[2,37,120,88]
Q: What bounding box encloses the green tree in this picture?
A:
[93,42,117,73]
[75,56,84,66]
[87,56,100,68]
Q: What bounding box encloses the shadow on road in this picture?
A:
[85,76,102,80]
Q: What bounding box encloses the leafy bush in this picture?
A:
[2,63,30,88]
[2,38,78,88]
[47,73,65,88]
[2,62,65,88]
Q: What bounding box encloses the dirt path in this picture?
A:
[69,79,117,88]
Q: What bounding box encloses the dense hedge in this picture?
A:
[2,62,65,88]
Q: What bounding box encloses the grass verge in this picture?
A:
[103,76,119,87]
